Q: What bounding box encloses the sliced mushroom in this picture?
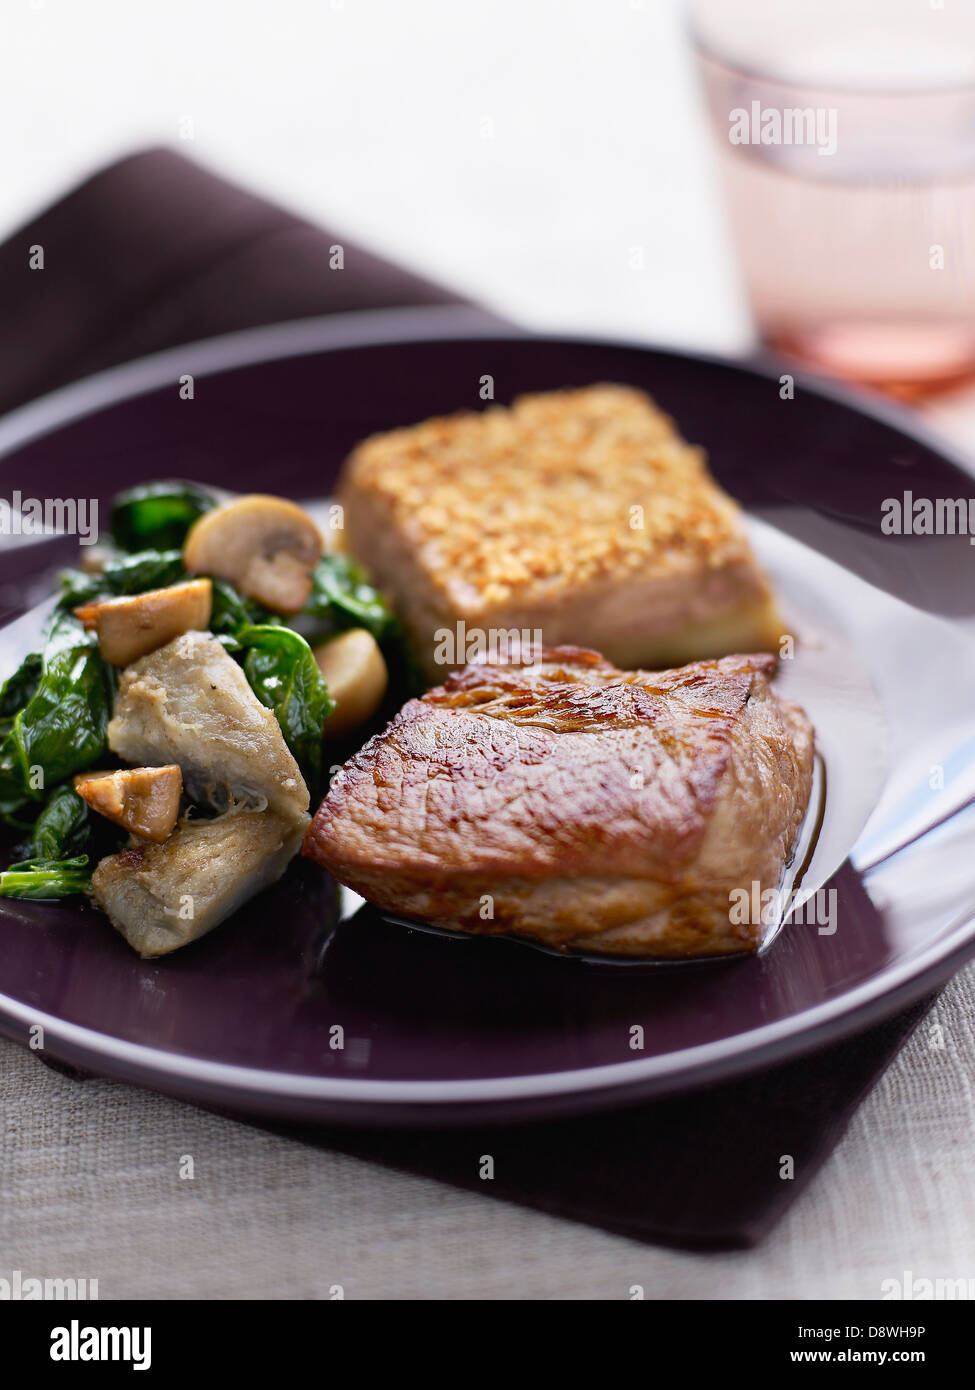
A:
[314,628,388,737]
[74,577,212,666]
[74,764,183,844]
[183,495,322,614]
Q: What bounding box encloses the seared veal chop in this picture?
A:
[304,647,815,958]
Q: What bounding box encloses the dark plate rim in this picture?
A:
[1,305,974,1124]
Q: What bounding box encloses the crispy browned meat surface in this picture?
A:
[303,647,815,958]
[338,384,783,680]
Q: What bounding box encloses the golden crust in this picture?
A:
[339,385,782,678]
[342,384,753,604]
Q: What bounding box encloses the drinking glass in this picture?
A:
[690,0,975,398]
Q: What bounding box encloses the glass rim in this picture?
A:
[686,18,975,100]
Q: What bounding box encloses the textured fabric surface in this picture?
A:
[260,993,937,1251]
[2,962,973,1300]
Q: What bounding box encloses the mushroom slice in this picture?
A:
[314,628,388,737]
[92,806,309,956]
[74,765,183,844]
[183,495,322,614]
[74,577,212,666]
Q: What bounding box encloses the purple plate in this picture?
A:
[2,306,975,1126]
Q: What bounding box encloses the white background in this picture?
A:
[0,0,751,353]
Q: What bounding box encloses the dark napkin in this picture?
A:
[256,995,937,1250]
[0,147,466,418]
[0,147,937,1249]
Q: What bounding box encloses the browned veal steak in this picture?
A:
[303,647,815,957]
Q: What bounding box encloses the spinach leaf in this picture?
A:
[0,612,113,809]
[300,555,397,643]
[56,569,102,611]
[208,578,270,637]
[0,855,91,900]
[102,548,187,595]
[237,624,333,796]
[58,548,186,610]
[0,652,42,734]
[28,784,91,860]
[111,481,217,552]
